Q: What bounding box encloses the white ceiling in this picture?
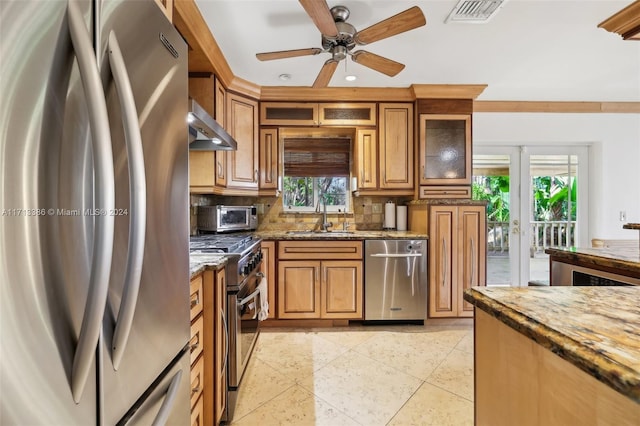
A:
[194,0,640,101]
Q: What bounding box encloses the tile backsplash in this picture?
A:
[190,194,412,235]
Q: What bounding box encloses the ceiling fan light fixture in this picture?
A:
[256,2,427,88]
[332,45,348,61]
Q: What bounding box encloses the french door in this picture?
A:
[473,145,589,287]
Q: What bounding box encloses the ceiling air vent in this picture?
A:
[445,0,508,23]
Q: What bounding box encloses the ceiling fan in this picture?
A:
[256,0,427,88]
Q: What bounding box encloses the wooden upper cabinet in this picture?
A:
[355,128,378,190]
[226,93,259,189]
[214,78,227,187]
[259,128,278,191]
[419,114,472,187]
[188,75,215,193]
[319,103,376,126]
[261,102,318,126]
[378,103,413,190]
[260,102,376,126]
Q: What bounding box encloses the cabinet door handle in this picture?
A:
[470,236,475,287]
[190,292,200,309]
[254,169,259,182]
[441,238,447,287]
[217,161,223,178]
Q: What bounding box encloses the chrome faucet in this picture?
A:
[318,194,332,232]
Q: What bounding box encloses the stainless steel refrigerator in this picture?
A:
[0,0,190,424]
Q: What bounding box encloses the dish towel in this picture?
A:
[257,275,269,321]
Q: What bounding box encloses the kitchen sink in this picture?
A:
[285,230,354,236]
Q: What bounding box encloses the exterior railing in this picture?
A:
[487,220,576,257]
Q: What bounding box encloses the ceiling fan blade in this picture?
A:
[351,51,405,77]
[256,48,323,61]
[299,0,338,37]
[354,6,426,45]
[313,60,338,88]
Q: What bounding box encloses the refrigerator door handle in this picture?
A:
[150,369,184,426]
[107,30,148,371]
[67,0,116,404]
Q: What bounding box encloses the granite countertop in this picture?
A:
[545,246,640,275]
[408,199,488,206]
[464,286,640,403]
[255,229,428,241]
[189,253,228,279]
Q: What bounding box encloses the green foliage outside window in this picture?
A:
[472,175,577,222]
[283,177,348,210]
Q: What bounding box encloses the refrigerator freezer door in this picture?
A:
[0,0,100,423]
[116,348,191,426]
[364,240,428,321]
[98,1,190,424]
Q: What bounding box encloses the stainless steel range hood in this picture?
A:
[188,98,238,151]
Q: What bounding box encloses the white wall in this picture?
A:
[473,112,640,240]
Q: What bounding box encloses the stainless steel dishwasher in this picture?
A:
[364,240,428,322]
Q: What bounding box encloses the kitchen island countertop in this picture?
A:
[545,246,640,276]
[464,286,640,403]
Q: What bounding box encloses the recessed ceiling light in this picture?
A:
[279,73,291,81]
[345,75,357,82]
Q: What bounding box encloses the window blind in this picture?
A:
[284,137,351,177]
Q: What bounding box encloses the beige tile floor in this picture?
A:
[230,320,474,426]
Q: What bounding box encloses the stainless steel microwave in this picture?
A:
[197,205,257,233]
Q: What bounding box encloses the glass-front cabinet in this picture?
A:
[419,114,471,186]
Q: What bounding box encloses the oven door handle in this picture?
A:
[221,310,229,375]
[238,287,260,306]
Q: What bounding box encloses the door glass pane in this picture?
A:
[425,119,466,179]
[529,154,578,283]
[473,154,511,286]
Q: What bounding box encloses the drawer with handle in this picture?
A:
[189,314,204,366]
[190,353,204,409]
[190,274,203,321]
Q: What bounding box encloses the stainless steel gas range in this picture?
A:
[190,233,263,422]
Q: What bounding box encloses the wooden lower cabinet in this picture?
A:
[322,261,363,319]
[429,204,486,318]
[278,260,362,319]
[196,267,226,426]
[277,240,363,320]
[260,241,277,319]
[278,261,319,319]
[214,268,226,425]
